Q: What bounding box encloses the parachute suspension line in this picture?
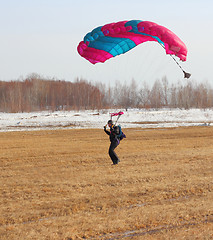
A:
[159,43,191,79]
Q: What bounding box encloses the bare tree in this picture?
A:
[150,79,163,109]
[138,81,151,108]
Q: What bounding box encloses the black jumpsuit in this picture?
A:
[104,126,120,165]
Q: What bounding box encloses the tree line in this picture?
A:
[0,74,104,112]
[111,77,213,110]
[0,74,213,112]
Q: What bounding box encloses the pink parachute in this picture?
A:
[77,20,187,64]
[77,20,190,78]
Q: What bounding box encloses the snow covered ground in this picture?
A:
[1,108,213,132]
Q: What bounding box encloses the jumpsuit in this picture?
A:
[104,125,121,165]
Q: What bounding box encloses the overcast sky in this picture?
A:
[0,0,212,86]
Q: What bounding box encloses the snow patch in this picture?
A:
[0,108,213,132]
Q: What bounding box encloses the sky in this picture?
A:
[0,0,213,87]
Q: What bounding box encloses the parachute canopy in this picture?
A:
[77,20,187,64]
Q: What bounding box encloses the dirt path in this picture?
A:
[0,127,213,239]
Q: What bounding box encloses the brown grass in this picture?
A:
[0,127,213,239]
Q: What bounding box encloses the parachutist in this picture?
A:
[104,120,121,165]
[104,119,125,165]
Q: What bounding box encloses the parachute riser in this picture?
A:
[114,114,121,126]
[110,114,120,126]
[110,111,124,126]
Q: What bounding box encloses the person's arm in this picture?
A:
[104,126,110,135]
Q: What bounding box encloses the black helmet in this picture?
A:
[108,120,113,124]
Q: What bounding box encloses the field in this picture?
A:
[0,126,213,239]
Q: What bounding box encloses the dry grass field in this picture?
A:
[0,126,213,239]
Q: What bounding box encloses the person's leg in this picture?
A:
[109,141,120,164]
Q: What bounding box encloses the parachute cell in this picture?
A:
[77,20,188,64]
